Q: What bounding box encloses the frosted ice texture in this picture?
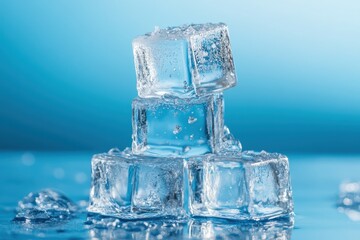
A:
[187,151,293,220]
[14,189,77,223]
[133,23,236,98]
[132,94,224,157]
[88,149,187,219]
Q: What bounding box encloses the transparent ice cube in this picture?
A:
[88,149,134,216]
[132,157,186,218]
[187,151,293,220]
[132,23,236,98]
[88,149,187,219]
[132,94,224,157]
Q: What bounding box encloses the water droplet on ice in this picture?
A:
[108,148,121,155]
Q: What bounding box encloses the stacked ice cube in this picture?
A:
[88,23,293,221]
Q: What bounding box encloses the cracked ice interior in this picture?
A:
[88,22,294,221]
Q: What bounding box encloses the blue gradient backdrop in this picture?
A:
[0,1,359,153]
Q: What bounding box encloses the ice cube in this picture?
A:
[132,23,236,98]
[88,149,187,219]
[88,150,134,216]
[187,151,293,220]
[132,157,186,218]
[132,94,224,157]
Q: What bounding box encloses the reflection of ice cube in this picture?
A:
[188,217,293,240]
[132,94,224,157]
[187,151,293,220]
[132,23,236,98]
[88,149,187,219]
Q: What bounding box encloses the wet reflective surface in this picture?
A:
[1,152,360,239]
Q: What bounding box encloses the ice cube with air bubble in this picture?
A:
[132,94,224,157]
[87,22,294,222]
[187,151,293,220]
[88,149,187,219]
[132,23,237,98]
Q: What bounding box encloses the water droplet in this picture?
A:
[21,152,35,166]
[53,168,65,179]
[173,125,182,134]
[75,172,87,184]
[188,116,197,124]
[108,148,121,155]
[190,134,194,140]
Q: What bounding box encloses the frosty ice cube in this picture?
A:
[132,94,224,157]
[88,149,134,216]
[88,149,187,219]
[131,157,186,218]
[187,151,293,220]
[132,23,236,98]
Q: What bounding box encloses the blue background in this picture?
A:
[0,0,359,153]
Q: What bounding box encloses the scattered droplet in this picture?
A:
[173,125,182,135]
[190,134,194,140]
[53,168,65,179]
[75,172,87,184]
[21,152,35,166]
[188,116,197,124]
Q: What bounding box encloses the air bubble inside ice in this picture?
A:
[13,189,77,224]
[173,125,182,134]
[188,116,197,124]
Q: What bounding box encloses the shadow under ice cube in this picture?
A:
[187,151,293,220]
[132,94,224,157]
[132,23,236,98]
